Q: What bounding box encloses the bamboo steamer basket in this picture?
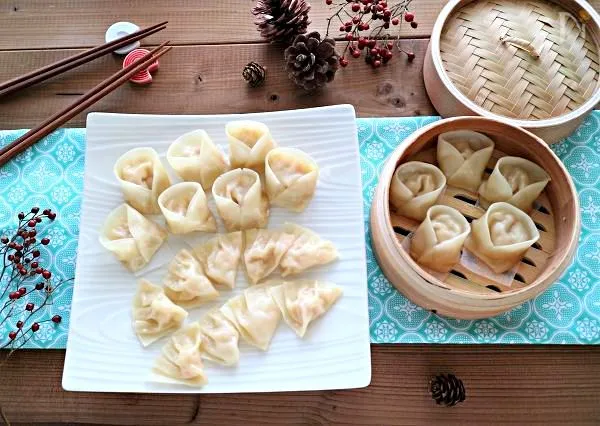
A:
[370,117,580,319]
[423,0,600,144]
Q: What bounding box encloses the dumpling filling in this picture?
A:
[223,175,255,205]
[501,165,530,194]
[453,140,475,159]
[121,160,154,189]
[182,144,203,157]
[401,172,437,196]
[270,152,313,187]
[431,212,464,242]
[165,196,191,217]
[108,223,132,240]
[489,212,532,246]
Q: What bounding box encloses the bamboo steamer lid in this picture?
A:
[424,0,600,143]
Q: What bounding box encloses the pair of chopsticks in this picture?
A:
[0,22,172,167]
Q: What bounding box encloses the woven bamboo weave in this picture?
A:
[440,0,600,120]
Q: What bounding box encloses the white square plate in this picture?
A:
[63,105,371,393]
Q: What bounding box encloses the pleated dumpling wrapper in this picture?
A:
[410,205,470,273]
[192,231,243,289]
[437,130,495,192]
[114,147,171,214]
[158,182,216,234]
[269,280,342,338]
[154,322,207,386]
[479,157,550,212]
[226,120,277,173]
[390,161,446,221]
[163,249,219,308]
[132,279,188,347]
[464,202,540,274]
[279,223,339,277]
[198,310,240,366]
[265,147,319,212]
[212,168,269,231]
[166,129,228,191]
[99,204,167,272]
[244,228,296,284]
[221,283,281,351]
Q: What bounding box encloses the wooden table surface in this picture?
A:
[1,1,600,424]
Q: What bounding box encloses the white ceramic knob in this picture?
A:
[105,22,140,55]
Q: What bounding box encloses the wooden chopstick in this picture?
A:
[0,42,172,166]
[0,21,168,98]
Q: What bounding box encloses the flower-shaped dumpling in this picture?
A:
[479,157,550,212]
[158,182,216,234]
[464,202,540,273]
[99,204,167,272]
[389,161,446,221]
[265,147,319,212]
[410,205,470,273]
[166,130,228,191]
[437,130,495,192]
[225,120,277,173]
[212,168,269,231]
[114,148,171,214]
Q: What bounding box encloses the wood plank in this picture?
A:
[0,1,445,50]
[1,346,599,424]
[0,41,434,128]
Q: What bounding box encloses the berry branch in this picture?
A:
[324,0,418,68]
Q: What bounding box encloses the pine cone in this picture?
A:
[429,374,466,407]
[284,32,339,91]
[243,62,266,87]
[253,0,311,44]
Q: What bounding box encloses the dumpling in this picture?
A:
[269,280,342,338]
[265,147,319,212]
[198,310,240,366]
[163,249,219,308]
[225,120,277,173]
[114,147,171,214]
[221,283,281,351]
[212,168,269,231]
[389,161,446,221]
[244,228,296,284]
[154,322,207,386]
[479,157,550,212]
[437,130,495,192]
[279,223,338,277]
[132,279,188,347]
[158,182,216,234]
[192,231,243,289]
[464,202,540,273]
[166,129,228,191]
[410,205,470,273]
[99,204,167,272]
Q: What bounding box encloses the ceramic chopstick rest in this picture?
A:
[123,48,160,85]
[105,21,141,55]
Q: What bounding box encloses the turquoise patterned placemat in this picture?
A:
[1,113,600,348]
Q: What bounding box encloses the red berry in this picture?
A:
[8,331,17,340]
[19,268,27,276]
[43,209,50,215]
[364,4,371,12]
[41,238,50,245]
[31,323,40,332]
[370,48,379,56]
[404,11,414,22]
[0,236,8,244]
[28,220,36,227]
[383,22,390,28]
[352,16,360,24]
[42,270,51,279]
[373,59,382,68]
[345,33,353,41]
[29,230,36,238]
[352,49,361,58]
[387,41,394,49]
[9,292,18,300]
[32,250,40,258]
[411,21,418,29]
[16,321,23,329]
[35,217,42,223]
[52,315,62,324]
[383,9,391,17]
[326,0,332,4]
[339,25,346,32]
[380,1,387,6]
[18,287,26,295]
[31,207,39,214]
[31,261,38,268]
[351,3,360,12]
[339,57,349,67]
[25,303,34,311]
[392,17,399,25]
[35,282,44,290]
[35,267,43,274]
[407,51,416,61]
[18,212,25,220]
[376,4,383,11]
[368,39,376,48]
[14,243,22,251]
[7,254,13,261]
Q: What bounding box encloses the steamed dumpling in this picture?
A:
[154,322,207,386]
[279,223,339,277]
[226,120,277,173]
[99,204,167,272]
[479,157,550,212]
[437,130,495,192]
[265,148,319,212]
[198,310,240,366]
[212,168,269,231]
[244,228,296,284]
[192,231,243,289]
[410,205,470,273]
[221,283,281,351]
[269,280,342,338]
[158,182,216,234]
[114,148,171,214]
[464,202,540,273]
[132,279,188,347]
[166,129,228,191]
[390,161,446,221]
[163,249,219,308]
